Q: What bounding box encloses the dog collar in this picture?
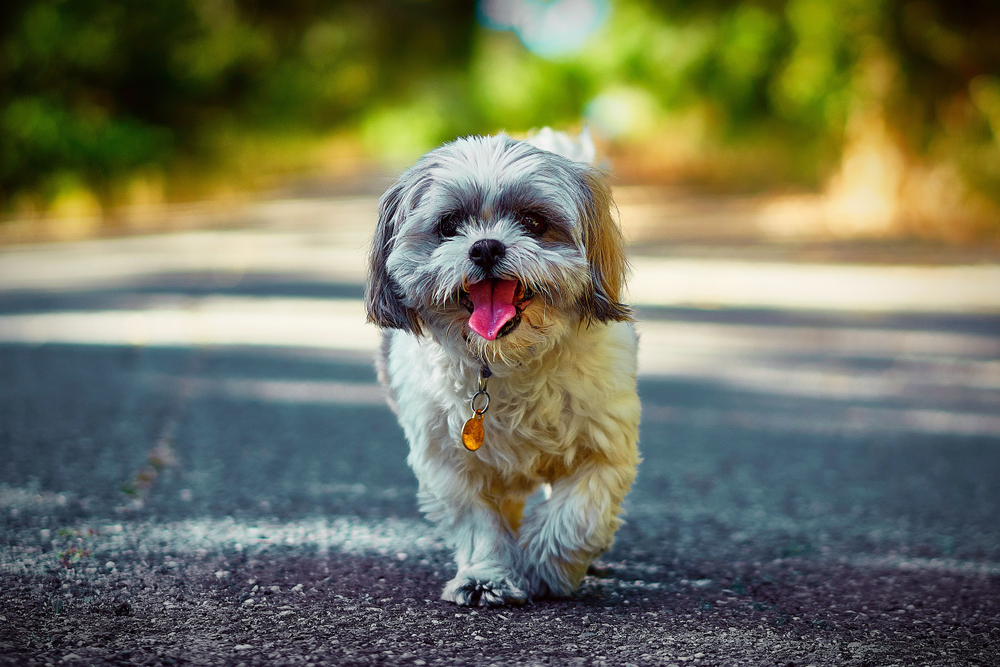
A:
[461,364,491,451]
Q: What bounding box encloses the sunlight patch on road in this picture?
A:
[0,515,445,577]
[639,355,1000,401]
[629,258,1000,314]
[848,555,1000,577]
[635,319,1000,401]
[0,297,375,350]
[642,404,1000,438]
[0,228,369,291]
[205,377,387,406]
[142,373,388,406]
[635,319,1000,362]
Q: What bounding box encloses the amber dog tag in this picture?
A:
[462,366,491,452]
[462,413,484,451]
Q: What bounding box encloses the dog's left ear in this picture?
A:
[365,179,423,334]
[577,168,632,323]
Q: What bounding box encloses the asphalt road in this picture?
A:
[1,197,999,666]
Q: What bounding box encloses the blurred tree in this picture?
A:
[470,0,999,234]
[0,0,475,209]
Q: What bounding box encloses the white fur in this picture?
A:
[367,131,640,606]
[526,126,597,165]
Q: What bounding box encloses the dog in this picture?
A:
[365,129,640,606]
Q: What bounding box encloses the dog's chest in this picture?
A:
[477,353,620,462]
[486,376,573,442]
[386,324,637,462]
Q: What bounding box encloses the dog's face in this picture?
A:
[366,134,630,363]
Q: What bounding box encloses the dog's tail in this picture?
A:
[524,127,596,165]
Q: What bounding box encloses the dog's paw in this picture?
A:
[442,568,528,607]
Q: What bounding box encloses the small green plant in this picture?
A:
[57,546,90,568]
[54,526,99,568]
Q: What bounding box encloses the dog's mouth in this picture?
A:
[459,279,535,340]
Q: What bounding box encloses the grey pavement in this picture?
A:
[0,195,999,666]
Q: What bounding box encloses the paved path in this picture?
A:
[1,197,998,666]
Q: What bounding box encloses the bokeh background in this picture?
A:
[2,5,999,663]
[2,0,999,242]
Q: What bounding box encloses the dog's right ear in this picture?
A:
[365,179,423,334]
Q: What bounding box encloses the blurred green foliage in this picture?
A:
[0,0,475,207]
[1,0,999,225]
[467,0,1000,199]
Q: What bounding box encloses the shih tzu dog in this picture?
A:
[365,129,640,606]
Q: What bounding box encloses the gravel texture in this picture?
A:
[2,529,997,666]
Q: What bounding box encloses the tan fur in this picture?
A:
[498,498,525,534]
[580,171,632,323]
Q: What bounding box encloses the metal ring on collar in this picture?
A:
[470,390,490,415]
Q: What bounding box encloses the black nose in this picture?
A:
[469,239,506,271]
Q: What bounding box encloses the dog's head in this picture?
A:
[365,133,630,363]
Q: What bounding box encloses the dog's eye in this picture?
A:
[519,212,547,236]
[439,214,460,238]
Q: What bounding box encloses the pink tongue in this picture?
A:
[467,279,519,340]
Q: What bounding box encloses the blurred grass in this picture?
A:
[1,0,999,241]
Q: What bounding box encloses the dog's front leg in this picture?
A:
[519,455,638,597]
[417,481,528,607]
